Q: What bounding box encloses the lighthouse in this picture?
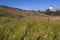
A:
[49,5,53,11]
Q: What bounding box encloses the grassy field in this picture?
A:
[0,16,60,40]
[0,6,60,40]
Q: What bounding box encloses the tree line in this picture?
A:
[38,9,60,16]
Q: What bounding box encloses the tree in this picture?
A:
[55,10,60,16]
[45,9,55,15]
[37,10,41,13]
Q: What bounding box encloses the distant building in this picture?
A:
[49,5,53,11]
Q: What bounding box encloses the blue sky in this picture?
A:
[0,0,60,11]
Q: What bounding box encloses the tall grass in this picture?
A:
[0,17,60,40]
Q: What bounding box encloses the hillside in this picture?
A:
[0,6,48,18]
[0,6,60,40]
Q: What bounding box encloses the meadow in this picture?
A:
[0,16,60,40]
[0,6,60,40]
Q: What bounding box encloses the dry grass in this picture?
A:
[0,16,60,40]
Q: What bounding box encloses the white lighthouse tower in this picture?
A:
[49,5,53,11]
